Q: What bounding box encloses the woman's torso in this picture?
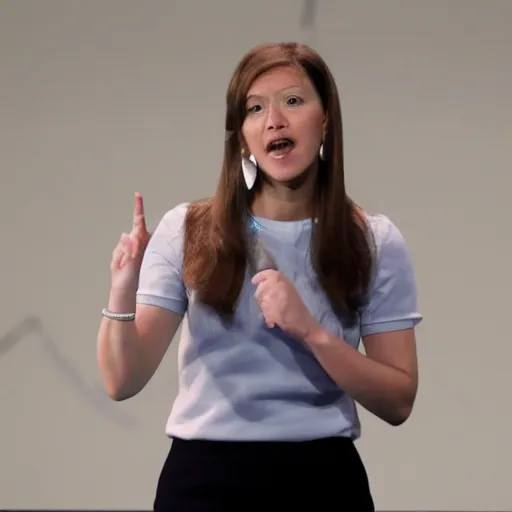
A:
[166,212,365,442]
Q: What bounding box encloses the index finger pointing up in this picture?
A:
[133,192,147,231]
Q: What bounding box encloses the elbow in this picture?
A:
[385,374,418,426]
[106,385,134,402]
[103,381,139,402]
[384,394,416,427]
[366,399,414,427]
[385,407,412,427]
[378,383,417,426]
[98,368,140,402]
[97,355,140,401]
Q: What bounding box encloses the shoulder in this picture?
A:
[160,202,190,230]
[359,211,422,329]
[157,199,210,232]
[148,202,189,251]
[154,198,214,252]
[160,198,214,229]
[362,211,417,293]
[364,212,410,261]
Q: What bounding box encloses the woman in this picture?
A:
[97,42,422,511]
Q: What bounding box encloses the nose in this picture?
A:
[265,104,288,131]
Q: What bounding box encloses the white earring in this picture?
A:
[319,130,327,161]
[241,152,258,189]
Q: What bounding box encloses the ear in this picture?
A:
[322,114,328,133]
[238,134,250,155]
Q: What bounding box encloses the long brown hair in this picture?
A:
[183,42,374,323]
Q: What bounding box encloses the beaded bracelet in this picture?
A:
[101,308,135,322]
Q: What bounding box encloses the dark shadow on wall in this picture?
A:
[0,315,137,427]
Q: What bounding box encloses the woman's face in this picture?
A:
[241,65,326,185]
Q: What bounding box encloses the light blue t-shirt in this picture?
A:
[137,203,422,442]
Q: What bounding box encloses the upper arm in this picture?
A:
[135,203,189,362]
[134,304,183,375]
[360,216,422,380]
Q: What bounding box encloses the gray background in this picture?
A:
[1,0,511,510]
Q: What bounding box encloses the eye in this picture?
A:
[247,104,262,114]
[286,96,303,106]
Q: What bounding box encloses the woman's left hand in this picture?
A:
[252,269,321,342]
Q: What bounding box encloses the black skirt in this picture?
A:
[154,436,375,511]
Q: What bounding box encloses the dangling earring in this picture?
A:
[319,133,326,161]
[241,150,258,189]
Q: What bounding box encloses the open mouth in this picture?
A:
[266,138,295,153]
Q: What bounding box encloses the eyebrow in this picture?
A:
[246,85,303,102]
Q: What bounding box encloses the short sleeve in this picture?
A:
[360,215,423,337]
[136,203,189,315]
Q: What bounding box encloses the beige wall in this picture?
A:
[1,0,511,509]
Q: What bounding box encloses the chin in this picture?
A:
[263,160,316,186]
[267,169,310,188]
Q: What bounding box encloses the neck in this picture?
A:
[250,166,317,221]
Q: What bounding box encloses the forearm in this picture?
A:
[304,327,416,426]
[96,289,148,400]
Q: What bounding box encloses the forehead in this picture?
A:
[246,65,313,98]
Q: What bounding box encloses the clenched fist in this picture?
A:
[110,192,151,292]
[252,269,321,342]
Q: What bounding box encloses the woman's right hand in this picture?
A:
[110,192,151,293]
